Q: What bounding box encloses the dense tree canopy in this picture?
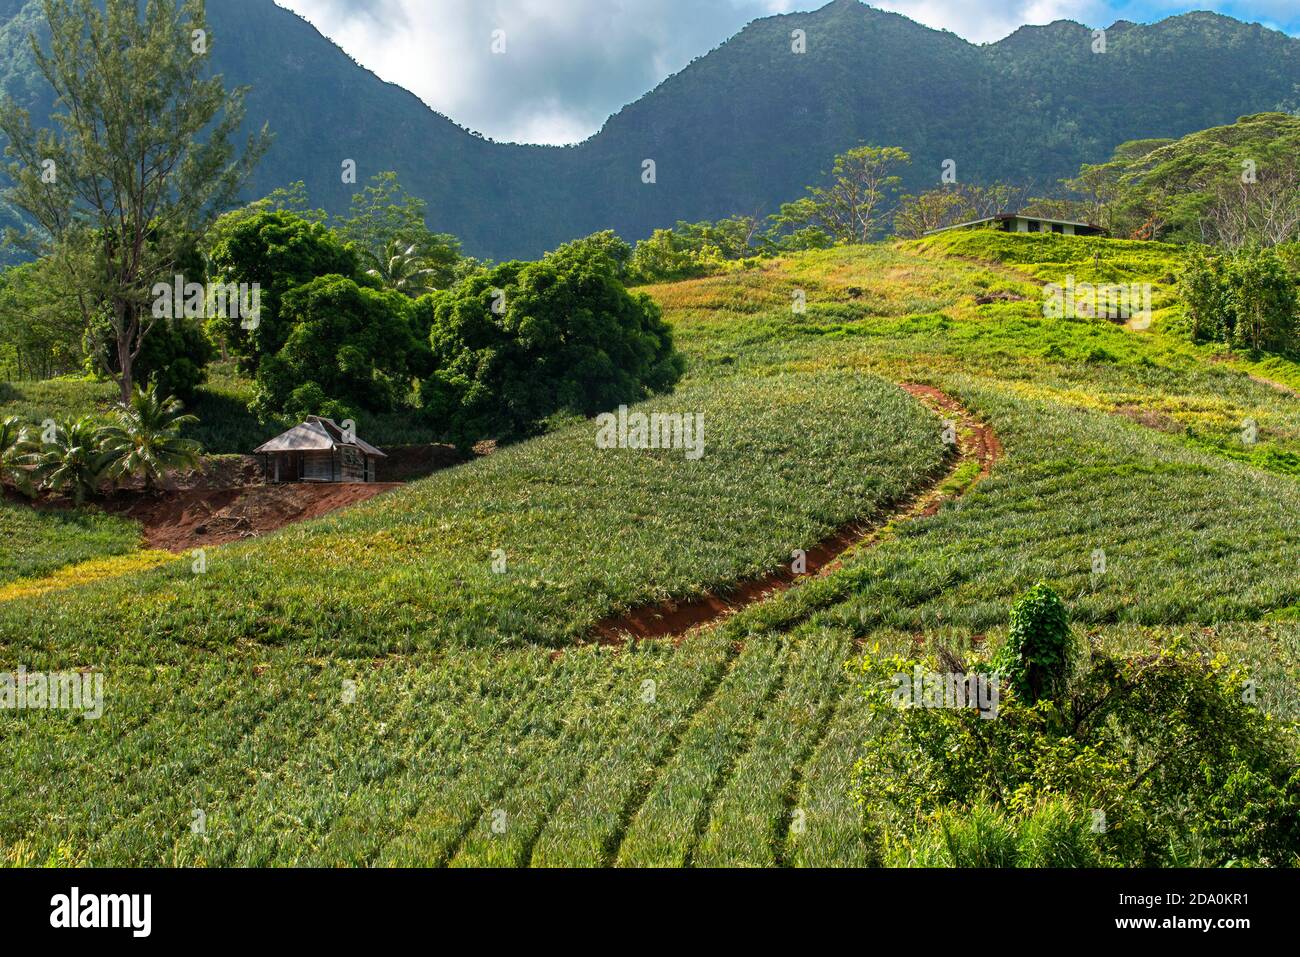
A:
[1047,114,1300,246]
[205,210,359,368]
[253,274,428,422]
[551,230,633,278]
[420,244,684,446]
[0,254,84,379]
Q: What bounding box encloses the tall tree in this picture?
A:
[0,0,269,403]
[770,146,911,246]
[337,171,461,289]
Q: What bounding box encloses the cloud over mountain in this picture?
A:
[276,0,800,144]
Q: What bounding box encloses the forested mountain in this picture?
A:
[1,0,1298,259]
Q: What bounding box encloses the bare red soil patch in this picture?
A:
[101,482,402,552]
[4,440,472,554]
[589,383,999,646]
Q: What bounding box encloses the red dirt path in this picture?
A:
[589,383,999,645]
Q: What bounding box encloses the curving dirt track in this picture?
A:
[590,383,999,645]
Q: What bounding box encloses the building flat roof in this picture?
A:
[924,213,1100,236]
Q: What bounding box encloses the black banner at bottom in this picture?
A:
[0,866,1279,943]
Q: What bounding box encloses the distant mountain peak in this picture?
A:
[1,0,1297,261]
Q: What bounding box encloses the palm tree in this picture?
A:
[366,240,439,297]
[102,383,202,492]
[25,417,116,506]
[0,416,34,495]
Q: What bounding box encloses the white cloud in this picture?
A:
[871,0,1109,43]
[276,0,804,144]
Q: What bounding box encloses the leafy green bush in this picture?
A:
[1224,247,1299,353]
[628,228,722,284]
[886,803,1021,867]
[626,216,773,285]
[853,639,1300,866]
[1015,798,1105,867]
[885,799,1102,868]
[1179,245,1298,353]
[1180,246,1229,342]
[1277,242,1300,278]
[205,210,360,368]
[252,275,428,422]
[992,582,1076,703]
[421,243,684,446]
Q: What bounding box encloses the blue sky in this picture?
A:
[276,0,1300,145]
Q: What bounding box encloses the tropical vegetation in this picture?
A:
[100,385,203,492]
[0,0,1298,872]
[0,231,1297,866]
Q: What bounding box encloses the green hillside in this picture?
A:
[0,497,140,587]
[2,0,1299,258]
[1,230,1298,866]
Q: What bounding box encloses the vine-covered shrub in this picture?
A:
[992,582,1075,703]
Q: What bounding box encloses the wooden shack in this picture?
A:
[254,416,387,484]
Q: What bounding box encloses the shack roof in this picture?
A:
[253,416,387,457]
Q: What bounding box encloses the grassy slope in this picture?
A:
[0,371,946,659]
[0,498,142,587]
[2,232,1299,866]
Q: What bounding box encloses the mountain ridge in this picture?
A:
[1,0,1298,259]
